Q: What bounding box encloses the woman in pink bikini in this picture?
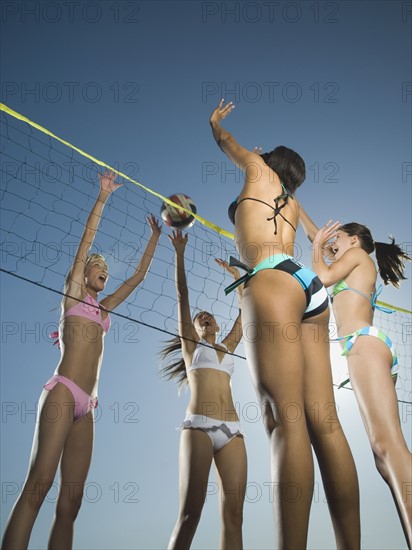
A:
[162,229,246,550]
[2,171,161,550]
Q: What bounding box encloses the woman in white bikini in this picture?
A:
[162,229,246,550]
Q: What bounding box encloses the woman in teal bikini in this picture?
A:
[299,207,412,547]
[210,100,360,549]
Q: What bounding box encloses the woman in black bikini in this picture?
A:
[210,100,361,549]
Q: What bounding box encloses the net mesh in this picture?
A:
[1,104,410,403]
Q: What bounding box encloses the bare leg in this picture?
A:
[168,429,214,550]
[214,436,247,550]
[1,384,75,550]
[301,312,360,549]
[347,335,412,548]
[48,410,94,549]
[242,270,315,549]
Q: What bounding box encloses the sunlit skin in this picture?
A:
[167,229,247,550]
[332,230,354,260]
[84,258,109,293]
[210,100,360,550]
[1,171,161,550]
[299,208,412,548]
[193,311,219,336]
[186,310,239,422]
[58,257,111,397]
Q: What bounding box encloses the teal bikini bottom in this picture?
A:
[337,325,398,388]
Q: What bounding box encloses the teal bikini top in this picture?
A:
[332,280,394,314]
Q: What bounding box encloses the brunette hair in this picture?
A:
[340,223,410,288]
[260,146,306,193]
[160,311,212,388]
[160,336,188,389]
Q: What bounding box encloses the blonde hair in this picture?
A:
[85,253,106,266]
[63,254,107,294]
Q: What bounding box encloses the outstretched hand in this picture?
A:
[98,171,123,195]
[313,220,341,248]
[210,99,235,126]
[147,214,162,237]
[168,229,188,253]
[215,258,241,280]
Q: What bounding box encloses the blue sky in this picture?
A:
[1,1,411,549]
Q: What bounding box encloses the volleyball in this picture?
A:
[160,194,197,229]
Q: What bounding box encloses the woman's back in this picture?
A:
[235,161,299,266]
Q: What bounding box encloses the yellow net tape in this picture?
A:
[375,301,411,315]
[0,103,234,240]
[1,103,410,315]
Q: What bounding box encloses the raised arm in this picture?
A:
[210,99,262,173]
[168,230,199,357]
[67,171,122,298]
[299,201,336,262]
[215,259,243,353]
[100,215,161,312]
[298,201,320,243]
[312,221,362,287]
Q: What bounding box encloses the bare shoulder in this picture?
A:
[61,284,87,313]
[345,248,376,277]
[342,247,368,261]
[244,152,270,180]
[243,158,283,196]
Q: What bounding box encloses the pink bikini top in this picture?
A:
[50,294,110,348]
[187,340,235,378]
[62,294,111,332]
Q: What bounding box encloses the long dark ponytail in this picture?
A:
[160,310,219,389]
[340,223,410,288]
[159,336,188,389]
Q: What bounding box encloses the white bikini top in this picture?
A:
[187,339,235,378]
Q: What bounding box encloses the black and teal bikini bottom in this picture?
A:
[225,253,329,321]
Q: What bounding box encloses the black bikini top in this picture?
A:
[228,182,296,235]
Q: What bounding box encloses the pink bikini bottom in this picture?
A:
[44,375,98,421]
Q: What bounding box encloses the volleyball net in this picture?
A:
[0,103,240,350]
[0,103,410,404]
